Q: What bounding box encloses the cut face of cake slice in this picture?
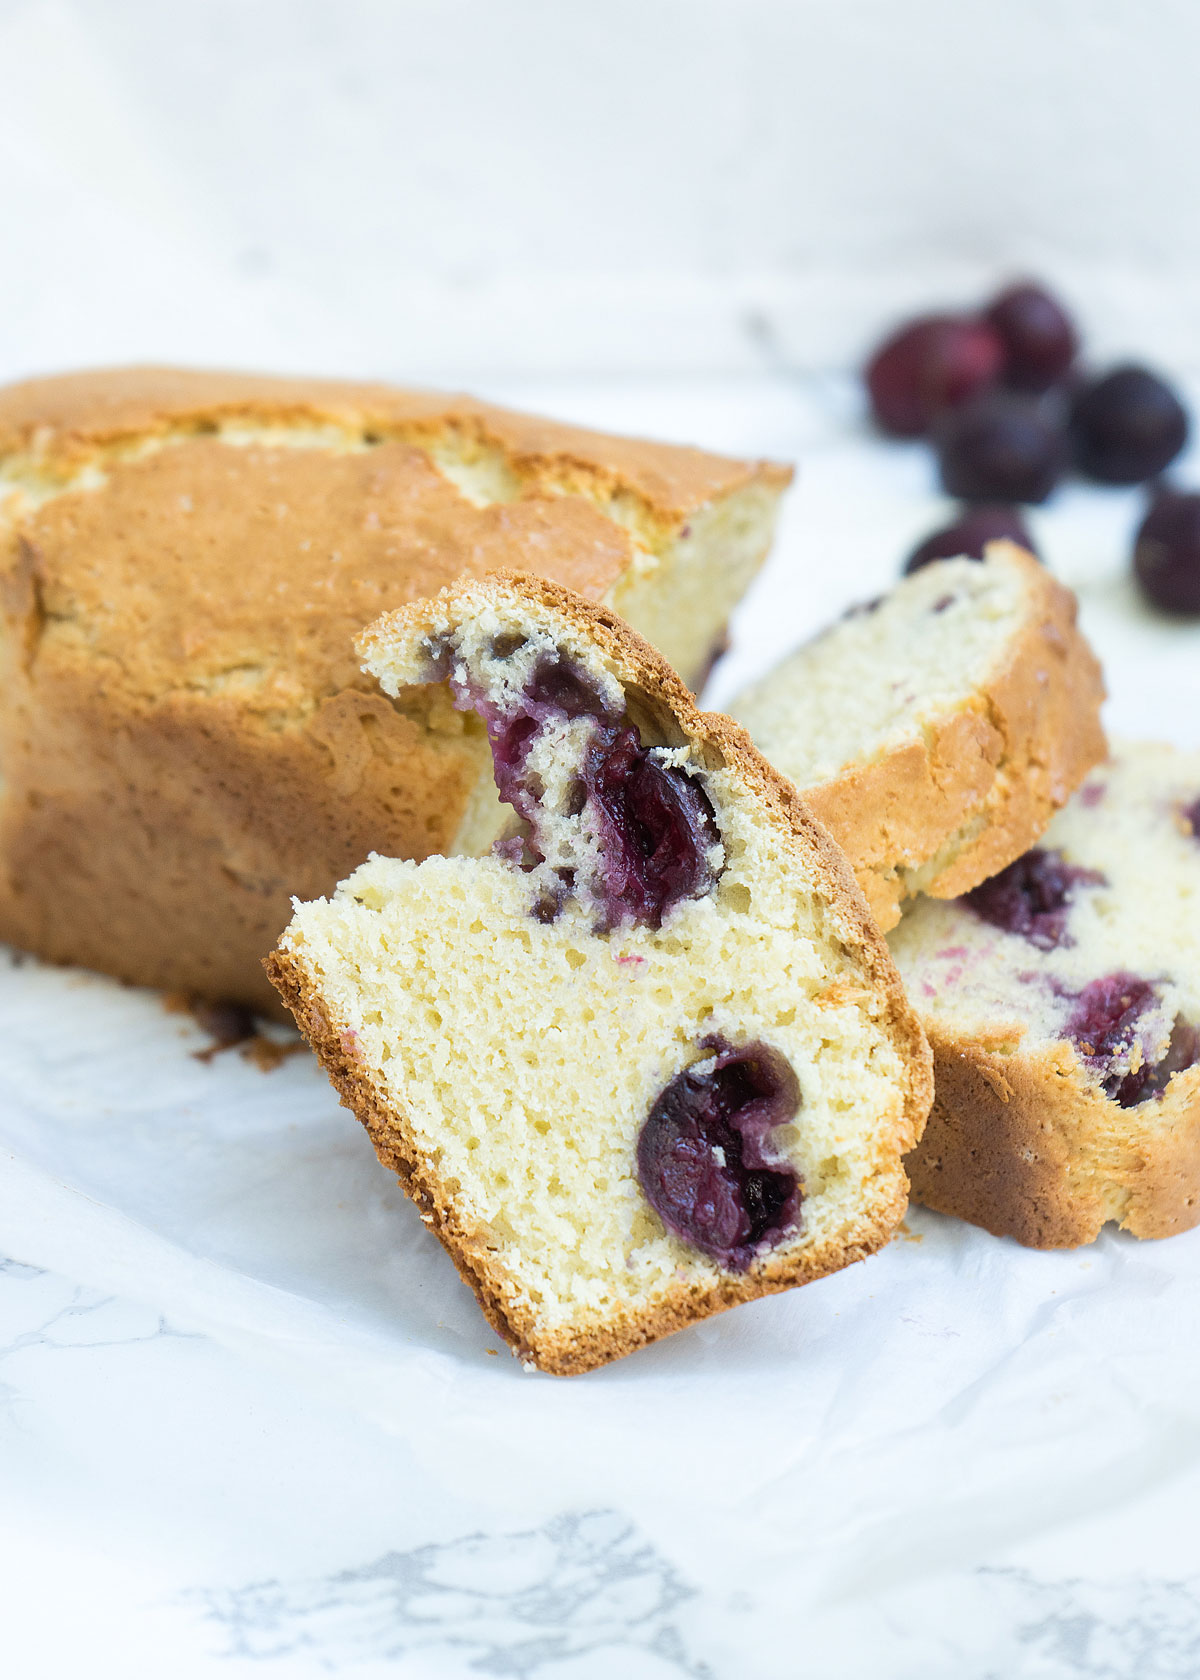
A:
[890,744,1200,1248]
[729,543,1106,931]
[267,572,932,1373]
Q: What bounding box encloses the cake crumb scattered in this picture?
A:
[163,992,304,1069]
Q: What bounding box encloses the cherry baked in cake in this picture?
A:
[268,572,932,1372]
[890,744,1200,1246]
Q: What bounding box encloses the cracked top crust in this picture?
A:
[0,366,789,720]
[0,365,790,525]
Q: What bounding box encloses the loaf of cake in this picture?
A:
[267,572,932,1373]
[0,367,790,1015]
[891,744,1200,1247]
[729,544,1106,930]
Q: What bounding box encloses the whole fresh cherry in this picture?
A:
[865,315,1004,437]
[904,505,1037,574]
[984,281,1078,393]
[1069,365,1189,484]
[937,393,1067,504]
[1133,489,1200,615]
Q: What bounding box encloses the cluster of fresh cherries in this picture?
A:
[864,282,1200,614]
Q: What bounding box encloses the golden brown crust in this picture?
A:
[907,1027,1200,1247]
[803,547,1107,931]
[268,941,913,1374]
[0,365,791,524]
[268,570,934,1374]
[0,367,788,1016]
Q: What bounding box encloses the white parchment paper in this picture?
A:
[3,382,1200,1678]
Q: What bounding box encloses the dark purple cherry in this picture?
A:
[937,393,1067,504]
[581,725,719,930]
[457,652,720,932]
[985,282,1078,394]
[1069,365,1189,485]
[1183,796,1200,839]
[904,504,1037,574]
[964,847,1104,950]
[1108,1016,1200,1108]
[1064,974,1198,1107]
[865,315,1004,437]
[636,1039,801,1269]
[1133,489,1200,616]
[525,659,614,719]
[1066,973,1155,1065]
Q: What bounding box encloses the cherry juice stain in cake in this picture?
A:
[449,648,720,931]
[963,847,1105,950]
[1181,795,1200,840]
[636,1038,801,1269]
[1063,973,1200,1107]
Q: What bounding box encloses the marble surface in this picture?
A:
[4,376,1200,1680]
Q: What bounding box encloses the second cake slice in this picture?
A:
[729,544,1106,930]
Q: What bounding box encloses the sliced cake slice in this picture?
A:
[729,543,1106,931]
[890,744,1200,1248]
[267,572,932,1373]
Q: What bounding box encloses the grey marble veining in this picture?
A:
[187,1509,713,1677]
[979,1567,1200,1680]
[0,1257,203,1424]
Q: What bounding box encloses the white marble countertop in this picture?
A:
[4,376,1200,1680]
